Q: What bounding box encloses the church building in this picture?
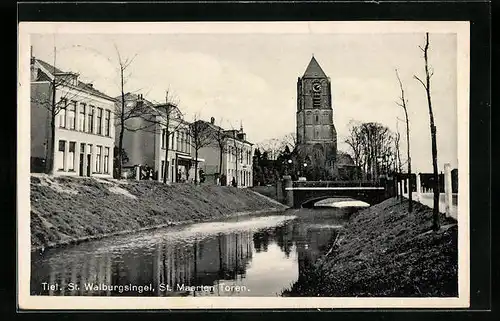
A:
[296,56,338,178]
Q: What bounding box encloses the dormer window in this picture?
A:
[55,72,79,86]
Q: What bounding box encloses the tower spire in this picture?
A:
[303,55,327,78]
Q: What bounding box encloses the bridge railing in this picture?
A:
[292,180,384,188]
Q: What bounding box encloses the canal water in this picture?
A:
[31,202,366,297]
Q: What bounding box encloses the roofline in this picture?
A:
[34,60,55,81]
[34,59,116,102]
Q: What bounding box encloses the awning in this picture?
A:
[177,154,205,163]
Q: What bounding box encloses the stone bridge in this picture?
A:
[282,179,393,208]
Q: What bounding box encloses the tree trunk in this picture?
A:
[117,69,125,179]
[163,131,169,184]
[47,111,56,175]
[431,124,440,230]
[218,145,223,183]
[399,175,404,202]
[46,80,57,174]
[235,146,238,187]
[194,148,199,185]
[163,109,170,184]
[405,106,413,213]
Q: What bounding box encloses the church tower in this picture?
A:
[296,56,337,175]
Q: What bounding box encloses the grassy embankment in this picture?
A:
[283,197,458,297]
[30,175,287,250]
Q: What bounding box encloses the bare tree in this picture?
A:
[227,125,245,187]
[395,120,403,201]
[414,32,440,230]
[31,46,95,174]
[211,119,228,183]
[345,121,396,182]
[114,44,139,179]
[150,90,184,183]
[188,115,213,184]
[396,68,413,213]
[280,133,298,153]
[345,121,364,178]
[256,138,282,161]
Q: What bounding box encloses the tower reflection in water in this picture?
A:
[31,214,341,297]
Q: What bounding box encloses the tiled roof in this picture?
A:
[303,56,328,78]
[35,59,116,102]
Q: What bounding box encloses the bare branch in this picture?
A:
[123,53,138,70]
[413,75,427,89]
[114,43,123,67]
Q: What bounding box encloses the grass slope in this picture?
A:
[30,175,286,249]
[283,197,458,297]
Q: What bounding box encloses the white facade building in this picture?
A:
[30,58,116,177]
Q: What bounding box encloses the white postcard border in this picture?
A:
[18,21,470,310]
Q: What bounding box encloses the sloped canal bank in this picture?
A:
[30,175,287,250]
[282,197,458,297]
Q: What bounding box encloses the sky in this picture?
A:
[30,23,461,172]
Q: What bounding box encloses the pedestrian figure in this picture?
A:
[232,177,237,187]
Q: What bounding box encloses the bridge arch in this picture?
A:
[286,184,388,208]
[300,196,372,208]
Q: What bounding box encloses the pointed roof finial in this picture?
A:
[303,55,327,78]
[240,120,243,132]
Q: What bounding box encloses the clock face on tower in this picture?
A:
[313,83,321,92]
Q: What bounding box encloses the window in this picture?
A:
[176,131,181,151]
[79,103,86,131]
[315,113,319,124]
[313,91,321,108]
[306,111,312,124]
[105,110,111,136]
[183,132,187,153]
[96,146,102,172]
[58,99,67,128]
[104,147,109,173]
[171,132,175,149]
[161,129,166,149]
[88,106,94,133]
[68,142,75,171]
[68,101,76,130]
[180,132,184,152]
[161,160,165,180]
[58,140,66,170]
[96,108,103,135]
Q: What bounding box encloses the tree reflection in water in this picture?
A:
[31,211,347,297]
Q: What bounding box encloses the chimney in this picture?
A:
[210,117,215,124]
[30,46,35,64]
[30,47,37,80]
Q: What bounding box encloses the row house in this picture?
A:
[30,58,116,177]
[196,117,254,188]
[116,93,204,183]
